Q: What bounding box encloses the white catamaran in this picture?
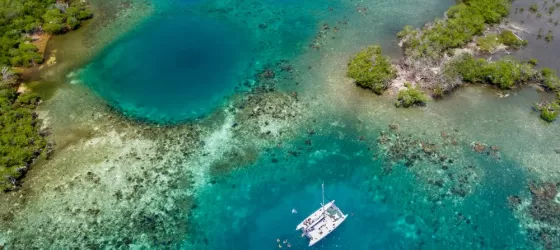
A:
[296,184,348,246]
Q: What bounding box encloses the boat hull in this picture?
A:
[296,200,348,247]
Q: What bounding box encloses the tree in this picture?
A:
[395,83,428,107]
[0,0,93,66]
[42,8,67,34]
[347,45,397,94]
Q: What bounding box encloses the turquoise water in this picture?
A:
[79,0,451,123]
[188,124,531,249]
[79,0,347,123]
[79,14,252,123]
[70,0,540,249]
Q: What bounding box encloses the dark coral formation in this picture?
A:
[510,182,560,250]
[528,182,560,225]
[240,59,298,92]
[374,125,481,199]
[0,125,202,248]
[471,142,501,160]
[376,126,454,173]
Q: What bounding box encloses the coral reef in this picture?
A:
[374,124,482,199]
[509,182,560,249]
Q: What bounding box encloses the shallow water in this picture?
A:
[77,0,453,123]
[188,124,531,249]
[3,0,560,249]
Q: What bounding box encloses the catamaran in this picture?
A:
[296,184,348,246]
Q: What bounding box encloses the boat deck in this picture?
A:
[296,201,347,246]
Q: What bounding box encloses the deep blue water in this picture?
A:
[71,0,537,248]
[80,14,252,123]
[79,0,343,123]
[79,0,453,123]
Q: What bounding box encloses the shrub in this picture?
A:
[448,54,560,93]
[530,4,539,13]
[484,60,522,89]
[67,17,81,30]
[43,22,67,34]
[0,89,48,191]
[539,103,558,122]
[476,34,501,52]
[448,54,487,83]
[432,86,445,98]
[399,0,511,60]
[541,68,560,91]
[76,9,94,20]
[347,45,397,94]
[500,30,528,49]
[1,0,93,66]
[395,84,428,107]
[545,30,554,42]
[518,63,539,83]
[475,31,527,52]
[448,54,537,89]
[528,58,538,66]
[42,9,67,34]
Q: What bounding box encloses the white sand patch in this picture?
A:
[259,120,285,136]
[16,83,30,94]
[500,22,529,34]
[187,111,236,191]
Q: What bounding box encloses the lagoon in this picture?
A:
[2,0,559,249]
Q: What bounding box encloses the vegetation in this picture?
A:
[395,83,428,107]
[398,0,511,60]
[541,106,558,122]
[545,30,554,42]
[535,102,559,122]
[447,55,560,122]
[476,34,501,52]
[475,31,527,52]
[0,0,91,191]
[528,58,538,66]
[499,30,528,49]
[347,45,397,94]
[530,4,539,13]
[0,67,48,191]
[541,68,560,91]
[352,0,560,124]
[446,54,538,89]
[0,0,93,67]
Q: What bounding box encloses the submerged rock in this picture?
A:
[528,182,560,224]
[507,195,522,208]
[471,142,501,160]
[513,182,560,249]
[472,142,486,153]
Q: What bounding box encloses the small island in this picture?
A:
[0,0,559,249]
[347,0,560,122]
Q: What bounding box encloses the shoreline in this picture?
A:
[347,0,560,123]
[343,0,560,247]
[1,0,559,248]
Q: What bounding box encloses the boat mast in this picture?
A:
[322,183,325,216]
[322,183,325,206]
